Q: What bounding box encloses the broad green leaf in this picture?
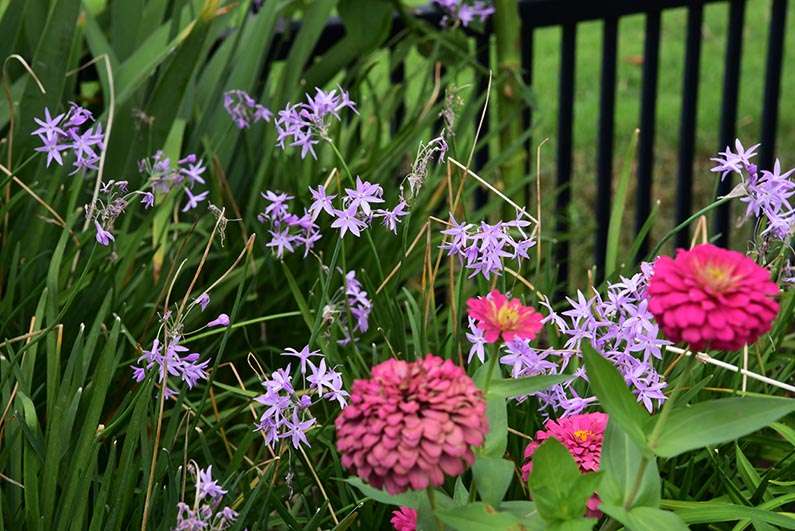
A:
[661,499,795,529]
[601,505,689,531]
[529,438,601,523]
[652,397,795,458]
[473,456,515,506]
[303,0,393,88]
[344,477,422,508]
[548,518,598,531]
[435,502,525,531]
[487,374,570,400]
[600,420,661,509]
[482,396,508,457]
[582,343,649,449]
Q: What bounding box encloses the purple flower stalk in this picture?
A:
[174,463,237,531]
[32,104,105,173]
[543,265,668,414]
[254,347,346,448]
[711,139,795,241]
[440,212,536,279]
[274,86,357,159]
[223,89,272,129]
[435,0,494,27]
[131,338,210,398]
[337,270,372,346]
[258,190,321,258]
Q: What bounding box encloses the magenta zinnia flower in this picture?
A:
[522,412,607,518]
[467,289,543,343]
[335,354,488,494]
[390,507,417,531]
[647,244,779,351]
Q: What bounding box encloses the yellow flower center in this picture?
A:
[495,305,520,330]
[696,262,738,292]
[573,430,592,442]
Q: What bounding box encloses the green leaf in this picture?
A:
[303,0,393,88]
[529,438,601,522]
[435,502,525,531]
[582,343,649,449]
[601,505,689,531]
[652,397,795,458]
[605,130,639,277]
[487,374,570,400]
[661,500,795,529]
[600,420,661,509]
[473,456,515,506]
[344,477,421,508]
[482,396,508,457]
[547,518,598,531]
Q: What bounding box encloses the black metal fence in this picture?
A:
[274,0,789,286]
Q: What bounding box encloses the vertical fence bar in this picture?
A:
[556,23,576,291]
[595,16,618,281]
[390,55,406,137]
[475,33,490,209]
[635,9,661,259]
[675,2,704,250]
[715,0,746,246]
[521,16,534,207]
[759,0,788,170]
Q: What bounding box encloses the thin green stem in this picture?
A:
[426,487,444,531]
[648,196,733,258]
[623,354,695,510]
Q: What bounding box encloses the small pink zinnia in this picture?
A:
[647,243,779,351]
[466,289,543,343]
[390,507,417,531]
[522,412,607,518]
[335,354,488,495]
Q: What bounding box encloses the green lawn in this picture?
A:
[529,1,795,272]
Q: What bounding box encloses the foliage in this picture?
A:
[0,1,794,530]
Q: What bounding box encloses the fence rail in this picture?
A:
[270,0,788,287]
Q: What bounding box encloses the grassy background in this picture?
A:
[530,1,795,278]
[397,0,795,286]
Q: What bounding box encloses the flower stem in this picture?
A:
[426,487,444,531]
[623,353,695,510]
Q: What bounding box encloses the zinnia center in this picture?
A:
[695,262,739,292]
[573,429,592,442]
[495,305,520,330]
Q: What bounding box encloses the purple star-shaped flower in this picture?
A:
[330,205,366,238]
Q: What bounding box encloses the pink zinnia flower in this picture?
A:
[335,354,488,495]
[390,507,417,531]
[647,244,779,351]
[522,412,607,518]
[466,289,543,343]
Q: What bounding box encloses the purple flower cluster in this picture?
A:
[138,151,209,213]
[274,87,357,159]
[254,346,348,449]
[257,191,321,259]
[223,89,272,129]
[544,265,668,414]
[257,180,408,258]
[132,337,210,399]
[440,213,535,279]
[711,139,795,241]
[339,270,372,345]
[174,464,237,531]
[32,104,105,173]
[434,0,494,27]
